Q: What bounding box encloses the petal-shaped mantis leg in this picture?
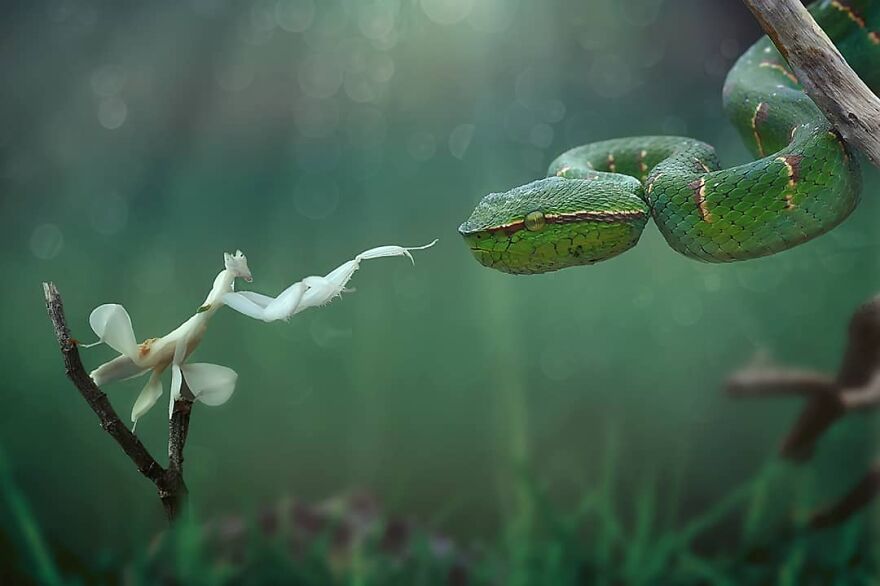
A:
[91,355,148,386]
[181,363,238,406]
[132,370,164,430]
[88,304,139,359]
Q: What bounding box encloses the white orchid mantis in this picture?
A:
[85,240,437,428]
[87,251,253,428]
[222,240,438,322]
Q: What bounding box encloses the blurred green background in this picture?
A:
[2,0,879,574]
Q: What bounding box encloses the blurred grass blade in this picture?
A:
[595,420,623,581]
[677,551,736,586]
[0,445,63,585]
[624,471,657,582]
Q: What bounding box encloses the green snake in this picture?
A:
[459,0,880,274]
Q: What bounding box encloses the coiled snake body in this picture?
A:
[459,0,880,274]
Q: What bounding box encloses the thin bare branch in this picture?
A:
[779,393,845,461]
[727,369,836,397]
[726,293,880,527]
[840,373,880,410]
[742,0,880,166]
[42,282,164,482]
[161,395,194,519]
[810,462,880,529]
[43,281,189,521]
[169,396,194,474]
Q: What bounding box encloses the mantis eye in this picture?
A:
[524,210,546,232]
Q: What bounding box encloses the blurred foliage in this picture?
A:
[3,434,880,584]
[2,0,880,579]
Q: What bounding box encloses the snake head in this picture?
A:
[458,176,649,275]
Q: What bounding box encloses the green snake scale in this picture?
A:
[459,0,880,274]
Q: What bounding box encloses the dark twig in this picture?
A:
[169,396,194,474]
[726,294,880,528]
[741,0,880,166]
[43,282,189,521]
[163,394,194,520]
[727,369,837,398]
[42,283,163,481]
[810,462,880,528]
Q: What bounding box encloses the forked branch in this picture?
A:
[726,294,880,528]
[42,282,190,521]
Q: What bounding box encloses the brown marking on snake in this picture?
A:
[777,154,802,188]
[646,172,664,197]
[607,153,616,173]
[831,0,866,26]
[759,61,799,84]
[546,209,646,224]
[481,208,645,234]
[830,0,880,44]
[694,158,711,173]
[751,102,769,157]
[483,220,525,234]
[689,177,713,223]
[777,154,802,209]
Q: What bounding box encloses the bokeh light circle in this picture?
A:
[30,224,64,260]
[420,0,473,25]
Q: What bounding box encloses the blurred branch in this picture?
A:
[42,282,188,522]
[726,294,880,528]
[741,0,880,166]
[727,369,836,398]
[810,461,880,528]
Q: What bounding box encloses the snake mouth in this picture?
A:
[459,221,517,258]
[457,222,476,238]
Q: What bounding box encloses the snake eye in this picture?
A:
[524,210,546,232]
